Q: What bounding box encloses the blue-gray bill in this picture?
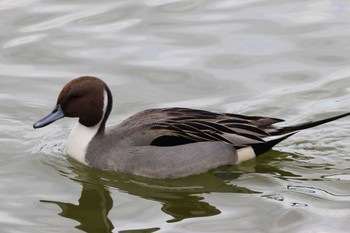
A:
[33,105,65,128]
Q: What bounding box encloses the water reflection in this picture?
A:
[41,147,348,232]
[40,156,263,231]
[103,171,254,223]
[39,150,308,232]
[41,180,114,233]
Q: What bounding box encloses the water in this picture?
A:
[1,0,350,232]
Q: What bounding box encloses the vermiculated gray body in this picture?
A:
[87,139,236,178]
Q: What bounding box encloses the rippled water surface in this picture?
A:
[1,0,350,232]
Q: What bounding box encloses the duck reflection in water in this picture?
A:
[40,151,298,232]
[40,166,250,231]
[41,180,114,233]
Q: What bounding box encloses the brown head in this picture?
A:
[33,76,113,133]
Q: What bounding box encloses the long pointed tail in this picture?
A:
[240,112,350,159]
[250,132,296,155]
[274,112,350,135]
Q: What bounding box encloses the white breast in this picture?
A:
[66,122,100,164]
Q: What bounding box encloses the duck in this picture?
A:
[33,76,350,178]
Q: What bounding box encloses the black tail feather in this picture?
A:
[273,112,350,135]
[252,132,296,156]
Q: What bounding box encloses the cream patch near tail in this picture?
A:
[236,146,256,163]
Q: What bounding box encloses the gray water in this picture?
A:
[1,0,350,232]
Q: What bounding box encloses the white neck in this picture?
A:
[66,122,100,164]
[66,90,108,164]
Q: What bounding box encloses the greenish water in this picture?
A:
[1,0,350,232]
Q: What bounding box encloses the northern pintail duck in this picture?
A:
[34,76,350,178]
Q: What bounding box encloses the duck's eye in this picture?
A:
[69,94,81,100]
